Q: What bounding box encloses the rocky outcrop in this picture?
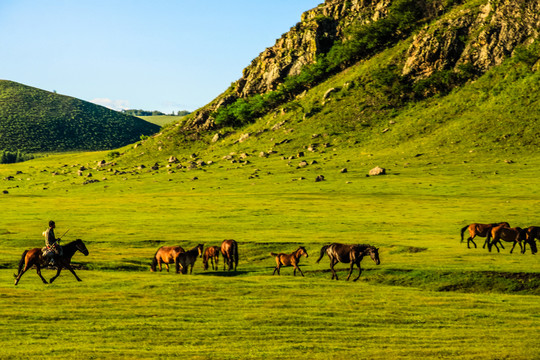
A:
[183,0,539,132]
[235,0,401,98]
[402,0,540,78]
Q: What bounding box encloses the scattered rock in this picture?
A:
[369,166,386,176]
[340,168,348,173]
[238,133,251,143]
[322,87,338,102]
[168,156,179,163]
[211,133,220,143]
[297,161,308,168]
[315,175,325,182]
[2,190,8,194]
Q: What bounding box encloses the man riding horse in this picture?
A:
[42,220,64,266]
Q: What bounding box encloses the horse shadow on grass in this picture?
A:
[198,270,250,277]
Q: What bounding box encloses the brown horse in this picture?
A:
[221,239,238,271]
[486,225,526,253]
[202,246,220,270]
[270,246,308,276]
[316,243,380,281]
[522,226,539,254]
[150,245,185,273]
[460,222,510,249]
[178,244,204,274]
[14,239,89,285]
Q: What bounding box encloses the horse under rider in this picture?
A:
[43,220,63,266]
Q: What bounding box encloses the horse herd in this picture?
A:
[461,222,539,254]
[12,222,537,286]
[150,239,381,281]
[12,238,381,285]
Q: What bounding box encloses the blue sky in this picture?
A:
[0,0,322,113]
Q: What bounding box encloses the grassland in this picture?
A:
[0,142,538,359]
[138,115,187,127]
[1,6,539,357]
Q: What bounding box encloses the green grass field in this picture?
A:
[1,146,538,359]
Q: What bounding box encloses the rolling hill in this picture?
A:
[0,80,160,153]
[123,0,539,164]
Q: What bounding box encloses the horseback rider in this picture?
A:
[42,220,63,266]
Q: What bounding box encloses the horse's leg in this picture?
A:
[491,238,501,253]
[65,264,82,282]
[329,258,338,280]
[468,236,477,249]
[35,264,48,284]
[14,261,31,286]
[49,266,62,283]
[346,261,355,281]
[353,262,363,282]
[14,267,27,285]
[294,264,304,277]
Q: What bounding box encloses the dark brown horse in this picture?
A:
[178,244,204,274]
[270,246,308,276]
[486,225,527,253]
[522,226,539,254]
[221,239,238,271]
[316,243,380,281]
[202,246,220,270]
[460,222,510,249]
[14,239,89,285]
[150,245,185,273]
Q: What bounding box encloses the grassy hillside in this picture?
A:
[0,80,160,153]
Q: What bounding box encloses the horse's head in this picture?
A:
[75,239,89,256]
[298,246,308,258]
[530,240,538,254]
[366,246,380,265]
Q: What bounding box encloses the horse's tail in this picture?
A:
[316,245,330,263]
[270,252,278,257]
[460,225,469,243]
[233,241,239,270]
[14,250,28,277]
[150,250,158,272]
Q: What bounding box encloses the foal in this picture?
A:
[202,246,220,270]
[270,246,308,276]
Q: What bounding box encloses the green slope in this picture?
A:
[0,80,160,153]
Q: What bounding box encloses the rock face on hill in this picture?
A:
[402,0,540,78]
[183,0,539,132]
[0,80,160,152]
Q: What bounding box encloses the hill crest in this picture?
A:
[0,80,160,153]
